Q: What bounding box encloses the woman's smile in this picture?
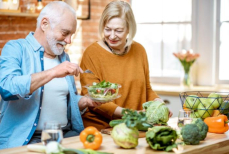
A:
[109,40,118,44]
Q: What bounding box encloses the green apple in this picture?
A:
[190,111,200,118]
[219,100,229,114]
[208,93,223,109]
[184,95,200,110]
[197,98,214,119]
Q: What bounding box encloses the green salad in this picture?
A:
[87,80,120,101]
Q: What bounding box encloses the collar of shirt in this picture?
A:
[26,32,44,52]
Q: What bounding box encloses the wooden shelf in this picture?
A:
[0,10,39,17]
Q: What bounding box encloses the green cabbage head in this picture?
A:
[143,101,169,125]
[111,123,139,149]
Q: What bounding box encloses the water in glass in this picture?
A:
[41,122,63,145]
[177,109,193,128]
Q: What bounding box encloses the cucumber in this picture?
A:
[136,122,153,131]
[109,119,124,127]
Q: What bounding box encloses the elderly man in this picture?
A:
[0,1,98,149]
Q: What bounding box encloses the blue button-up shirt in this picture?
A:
[0,32,84,149]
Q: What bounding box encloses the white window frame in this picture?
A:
[131,0,228,86]
[130,0,194,85]
[215,0,229,84]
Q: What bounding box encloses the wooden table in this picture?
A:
[1,118,229,154]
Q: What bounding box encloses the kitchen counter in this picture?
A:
[152,83,229,96]
[1,118,229,154]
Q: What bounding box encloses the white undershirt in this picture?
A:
[36,56,69,130]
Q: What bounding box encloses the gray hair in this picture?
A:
[36,1,76,29]
[99,1,137,47]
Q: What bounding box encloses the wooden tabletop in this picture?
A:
[1,118,229,154]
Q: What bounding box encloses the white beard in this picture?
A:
[46,31,66,55]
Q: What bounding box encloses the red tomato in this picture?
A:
[110,89,116,94]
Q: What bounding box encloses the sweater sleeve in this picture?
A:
[89,102,118,120]
[80,44,119,119]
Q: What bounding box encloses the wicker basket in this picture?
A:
[179,91,229,119]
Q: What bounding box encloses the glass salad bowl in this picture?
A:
[84,81,121,103]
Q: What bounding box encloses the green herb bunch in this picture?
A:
[121,109,147,128]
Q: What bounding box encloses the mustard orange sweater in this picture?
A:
[80,41,159,130]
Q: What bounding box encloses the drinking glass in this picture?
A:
[41,122,63,145]
[177,109,194,128]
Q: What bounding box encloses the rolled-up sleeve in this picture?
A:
[0,41,32,101]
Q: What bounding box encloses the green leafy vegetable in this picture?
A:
[143,101,169,125]
[109,109,153,131]
[91,80,118,88]
[146,126,177,152]
[121,109,147,128]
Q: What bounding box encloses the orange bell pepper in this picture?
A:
[212,110,221,117]
[183,103,188,110]
[204,115,229,134]
[80,126,103,150]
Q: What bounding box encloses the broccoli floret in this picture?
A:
[181,124,202,145]
[191,118,208,140]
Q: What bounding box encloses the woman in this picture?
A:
[80,0,172,130]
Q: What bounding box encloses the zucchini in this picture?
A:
[109,119,124,127]
[136,122,153,131]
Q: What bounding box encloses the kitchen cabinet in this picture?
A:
[159,95,181,117]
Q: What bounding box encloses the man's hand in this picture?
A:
[78,96,102,111]
[51,61,83,78]
[30,62,83,94]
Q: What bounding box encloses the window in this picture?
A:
[216,0,229,84]
[132,0,192,84]
[132,0,229,85]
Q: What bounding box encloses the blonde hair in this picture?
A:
[98,0,137,47]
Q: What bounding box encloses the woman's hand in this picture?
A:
[113,106,124,119]
[137,109,146,113]
[78,96,102,111]
[169,110,173,117]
